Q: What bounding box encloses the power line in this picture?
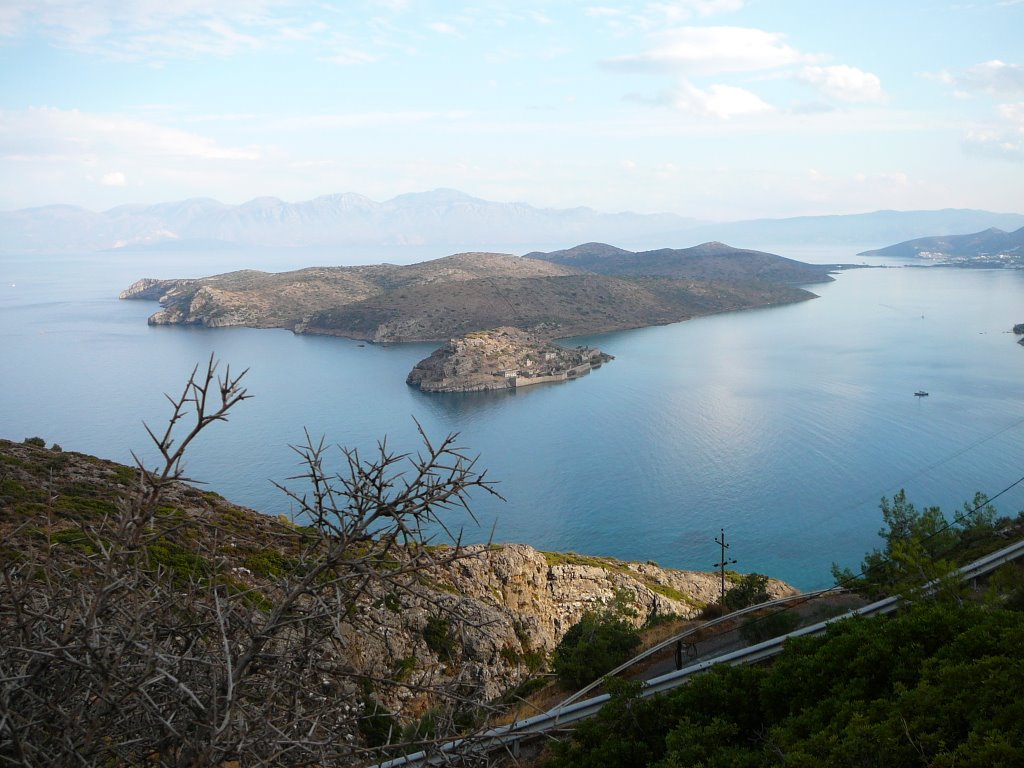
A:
[713,468,1024,646]
[713,528,737,605]
[783,409,1024,591]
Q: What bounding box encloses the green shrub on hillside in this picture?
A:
[552,594,641,689]
[547,602,1024,768]
[722,572,771,611]
[547,494,1024,768]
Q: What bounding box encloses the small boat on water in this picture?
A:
[914,390,929,397]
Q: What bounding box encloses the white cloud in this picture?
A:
[279,20,328,41]
[320,49,380,65]
[101,171,126,186]
[645,1,744,23]
[0,106,272,208]
[667,79,773,119]
[585,7,627,18]
[268,111,469,131]
[964,125,1023,161]
[0,4,26,37]
[1,0,312,60]
[524,10,554,25]
[936,60,1024,99]
[587,1,742,30]
[427,21,458,35]
[0,107,261,162]
[961,60,1024,98]
[799,65,885,103]
[964,101,1024,161]
[605,26,807,74]
[999,102,1024,123]
[935,61,1024,162]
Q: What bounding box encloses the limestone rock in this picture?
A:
[407,327,613,393]
[441,544,796,653]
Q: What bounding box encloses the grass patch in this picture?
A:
[47,527,102,555]
[147,539,210,582]
[242,548,291,578]
[416,574,460,595]
[0,477,34,502]
[423,616,455,659]
[393,656,417,682]
[542,551,630,574]
[56,495,118,518]
[111,466,137,485]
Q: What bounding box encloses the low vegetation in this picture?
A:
[831,489,1006,599]
[552,591,642,689]
[547,599,1024,767]
[0,357,503,766]
[543,493,1024,767]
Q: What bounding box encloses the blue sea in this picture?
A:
[2,246,1023,589]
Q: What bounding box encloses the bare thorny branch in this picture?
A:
[1,356,512,767]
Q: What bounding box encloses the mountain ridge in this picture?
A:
[4,190,1023,254]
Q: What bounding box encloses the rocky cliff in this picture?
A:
[406,327,613,393]
[0,438,793,720]
[441,544,795,652]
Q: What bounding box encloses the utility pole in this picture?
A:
[714,528,737,606]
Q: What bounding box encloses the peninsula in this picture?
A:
[407,327,613,393]
[119,243,836,343]
[858,225,1024,267]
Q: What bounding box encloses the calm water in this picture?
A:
[2,248,1023,589]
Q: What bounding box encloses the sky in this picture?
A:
[0,0,1022,220]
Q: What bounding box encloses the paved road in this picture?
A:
[623,591,868,684]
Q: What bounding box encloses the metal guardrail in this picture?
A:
[555,586,837,709]
[373,536,1024,768]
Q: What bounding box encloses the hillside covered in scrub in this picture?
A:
[543,490,1024,768]
[0,433,791,765]
[119,246,828,343]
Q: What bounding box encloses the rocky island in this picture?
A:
[119,243,835,343]
[407,327,613,393]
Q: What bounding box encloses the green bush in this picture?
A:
[722,572,771,611]
[552,610,640,689]
[548,603,1024,768]
[358,699,398,747]
[423,615,455,659]
[739,608,800,644]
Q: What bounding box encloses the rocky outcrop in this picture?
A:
[334,542,796,708]
[0,437,794,720]
[441,544,794,652]
[406,327,613,393]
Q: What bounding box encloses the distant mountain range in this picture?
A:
[0,189,697,254]
[2,189,1023,255]
[859,226,1024,266]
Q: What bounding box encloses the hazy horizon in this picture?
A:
[1,1,1022,220]
[5,188,1024,221]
